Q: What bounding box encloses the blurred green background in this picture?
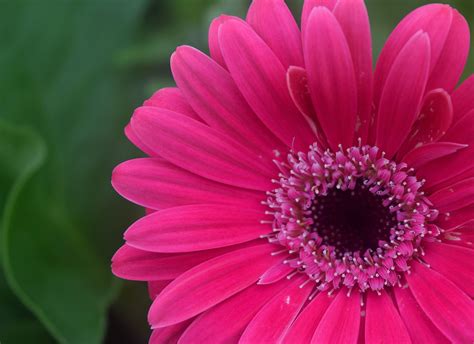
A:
[0,1,471,343]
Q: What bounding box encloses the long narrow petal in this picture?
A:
[148,280,170,300]
[394,287,449,344]
[397,88,453,158]
[131,107,275,190]
[407,261,474,343]
[402,142,467,170]
[111,244,245,281]
[301,0,337,41]
[375,32,431,158]
[286,66,327,148]
[365,291,411,344]
[143,87,201,122]
[437,204,474,229]
[258,260,294,285]
[373,4,452,105]
[111,158,263,210]
[452,75,474,122]
[426,9,470,92]
[312,289,361,344]
[124,204,270,252]
[219,19,314,151]
[441,109,474,145]
[442,220,474,249]
[429,177,474,213]
[171,46,283,153]
[179,282,287,344]
[148,243,280,327]
[247,0,303,68]
[282,292,334,344]
[305,7,358,150]
[124,123,156,157]
[423,242,474,296]
[150,320,193,344]
[334,0,373,143]
[240,276,313,343]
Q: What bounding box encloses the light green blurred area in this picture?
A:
[0,1,471,343]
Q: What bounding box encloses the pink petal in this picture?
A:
[333,0,373,144]
[246,0,303,68]
[437,204,474,229]
[282,292,334,344]
[111,158,263,210]
[443,220,474,249]
[219,19,314,151]
[441,109,474,145]
[452,75,474,122]
[365,290,411,344]
[301,0,337,41]
[312,289,361,343]
[143,87,201,122]
[423,241,474,297]
[124,204,270,252]
[258,260,294,285]
[148,243,280,327]
[397,88,453,158]
[171,46,283,154]
[179,282,287,344]
[416,145,474,191]
[124,123,157,157]
[149,319,193,344]
[426,9,470,93]
[240,276,313,343]
[373,4,452,106]
[407,261,474,343]
[427,166,474,196]
[286,66,327,148]
[131,107,275,190]
[429,177,474,213]
[394,287,449,344]
[402,142,467,170]
[375,31,431,158]
[304,7,358,150]
[111,244,245,281]
[148,280,170,300]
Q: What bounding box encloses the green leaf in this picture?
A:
[0,1,147,343]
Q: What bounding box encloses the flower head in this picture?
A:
[112,1,474,342]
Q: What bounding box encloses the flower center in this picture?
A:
[265,144,440,294]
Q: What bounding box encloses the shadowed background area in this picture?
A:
[0,0,472,343]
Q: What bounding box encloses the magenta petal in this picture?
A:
[171,46,283,154]
[208,16,228,68]
[286,66,327,148]
[397,88,453,158]
[365,290,411,344]
[407,261,474,343]
[282,292,333,344]
[426,9,470,92]
[402,142,467,170]
[124,123,157,157]
[394,287,449,344]
[301,0,337,41]
[441,109,474,145]
[111,244,245,281]
[375,32,430,158]
[219,19,314,151]
[258,260,294,285]
[312,289,361,343]
[423,242,474,297]
[452,75,474,122]
[429,177,474,213]
[443,220,474,249]
[111,158,263,210]
[148,244,279,328]
[246,0,303,68]
[179,282,287,344]
[124,204,270,252]
[240,276,313,343]
[305,7,358,150]
[148,280,170,300]
[373,4,452,105]
[149,319,193,344]
[131,107,275,190]
[437,204,474,229]
[333,0,373,144]
[143,87,201,122]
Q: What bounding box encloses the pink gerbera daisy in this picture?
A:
[111,0,474,342]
